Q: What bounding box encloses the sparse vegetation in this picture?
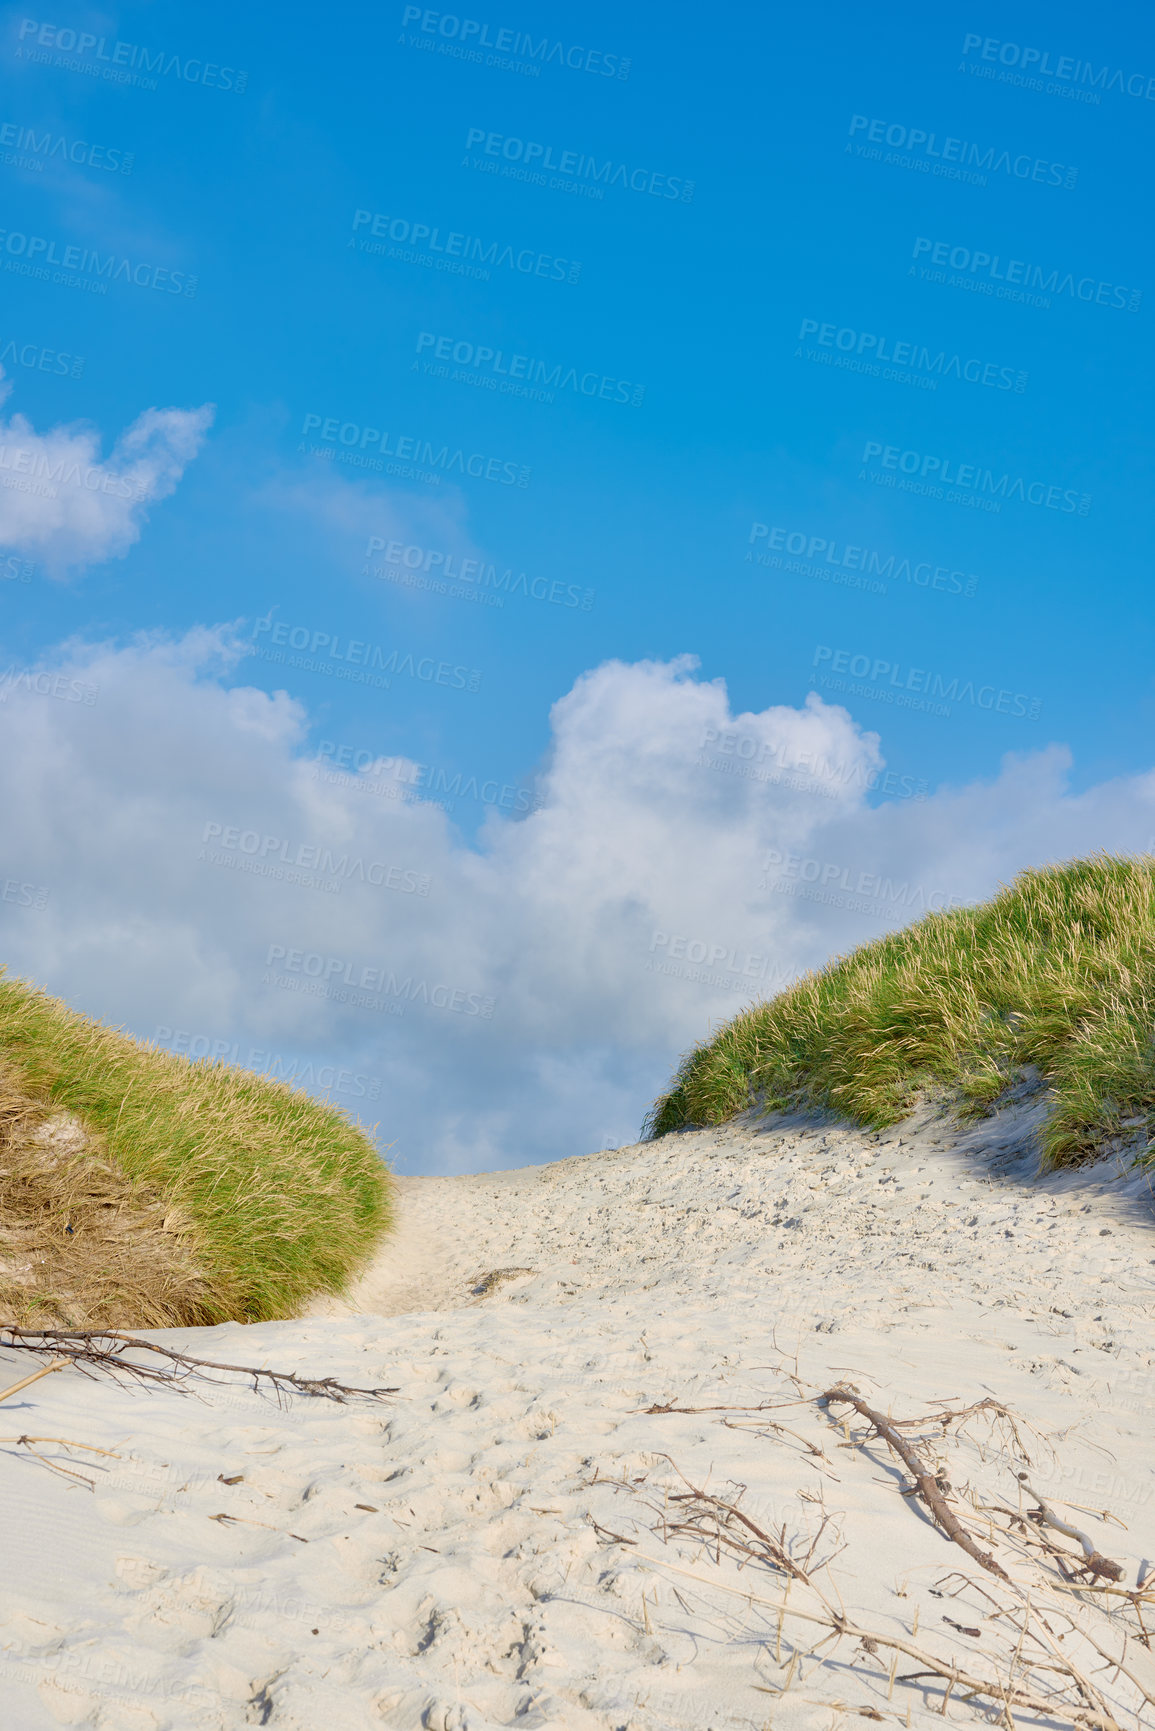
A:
[646,853,1155,1169]
[0,971,392,1326]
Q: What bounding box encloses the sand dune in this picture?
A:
[2,1095,1153,1729]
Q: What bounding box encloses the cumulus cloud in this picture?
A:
[1,631,1153,1172]
[0,372,213,571]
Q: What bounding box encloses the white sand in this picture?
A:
[2,1092,1154,1730]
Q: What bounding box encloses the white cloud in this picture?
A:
[0,372,213,572]
[256,462,476,561]
[1,631,1153,1172]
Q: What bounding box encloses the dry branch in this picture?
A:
[641,1400,781,1415]
[0,1327,397,1403]
[1018,1476,1126,1584]
[887,1396,1034,1457]
[620,1455,828,1587]
[824,1385,1010,1581]
[662,1484,812,1581]
[637,1379,1145,1729]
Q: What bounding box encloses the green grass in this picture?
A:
[646,853,1155,1169]
[0,970,393,1323]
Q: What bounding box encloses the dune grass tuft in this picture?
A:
[0,971,393,1325]
[646,853,1155,1169]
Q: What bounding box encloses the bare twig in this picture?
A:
[824,1386,1010,1581]
[888,1398,1036,1463]
[587,1516,637,1547]
[14,1440,97,1488]
[209,1512,308,1541]
[0,1328,397,1403]
[1018,1477,1125,1585]
[641,1400,780,1415]
[629,1455,816,1584]
[1059,1617,1155,1711]
[0,1357,69,1402]
[1,1434,121,1456]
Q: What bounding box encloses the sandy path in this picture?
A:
[315,1090,1155,1325]
[2,1095,1153,1729]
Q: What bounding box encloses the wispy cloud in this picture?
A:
[0,371,213,572]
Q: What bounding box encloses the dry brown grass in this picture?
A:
[0,1071,215,1328]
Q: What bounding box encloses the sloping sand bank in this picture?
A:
[2,1097,1153,1729]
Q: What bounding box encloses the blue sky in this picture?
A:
[1,1,1153,1169]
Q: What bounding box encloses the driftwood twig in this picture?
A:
[824,1385,1010,1581]
[0,1328,397,1403]
[1019,1476,1125,1584]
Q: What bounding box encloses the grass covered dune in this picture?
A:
[0,971,392,1328]
[648,853,1155,1169]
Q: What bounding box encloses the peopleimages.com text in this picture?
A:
[862,441,1090,513]
[848,114,1077,187]
[912,238,1141,310]
[401,8,630,78]
[15,19,247,89]
[960,33,1155,100]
